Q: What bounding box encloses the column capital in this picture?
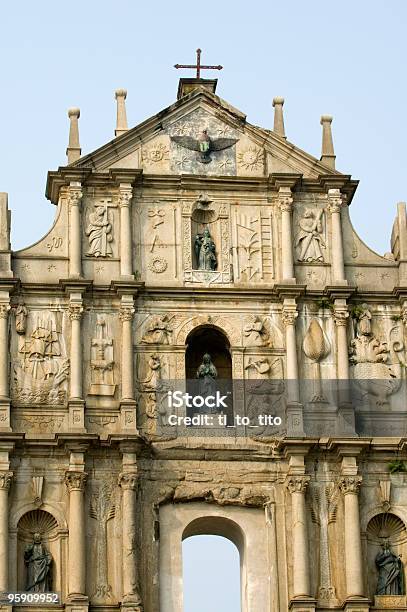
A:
[338,475,362,495]
[0,304,10,319]
[333,305,349,327]
[118,471,138,490]
[69,304,83,321]
[67,185,83,208]
[119,306,135,322]
[278,187,294,212]
[282,306,298,327]
[65,471,87,492]
[327,188,346,214]
[0,471,12,490]
[285,474,310,494]
[118,186,133,208]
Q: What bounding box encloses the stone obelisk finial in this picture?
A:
[320,115,336,169]
[115,89,128,137]
[272,97,286,138]
[66,108,81,164]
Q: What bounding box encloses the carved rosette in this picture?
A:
[338,475,362,495]
[0,304,10,319]
[333,306,349,327]
[285,475,310,494]
[282,307,298,328]
[118,472,138,491]
[119,307,135,323]
[0,471,13,490]
[69,304,83,321]
[65,471,88,492]
[67,187,83,208]
[118,189,133,208]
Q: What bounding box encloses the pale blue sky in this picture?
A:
[1,2,406,610]
[1,0,406,254]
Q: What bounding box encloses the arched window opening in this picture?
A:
[182,534,241,612]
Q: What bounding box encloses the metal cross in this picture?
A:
[174,48,223,79]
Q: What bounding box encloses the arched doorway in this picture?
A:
[182,517,243,612]
[185,326,233,422]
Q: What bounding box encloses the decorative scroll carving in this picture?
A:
[89,482,116,602]
[89,316,115,396]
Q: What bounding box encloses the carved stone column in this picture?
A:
[338,475,364,600]
[333,300,354,433]
[119,297,137,431]
[69,297,85,430]
[68,184,83,278]
[0,471,12,594]
[118,185,134,278]
[282,300,304,435]
[327,189,346,284]
[0,304,10,401]
[118,472,142,611]
[65,471,88,601]
[278,187,295,282]
[286,475,313,605]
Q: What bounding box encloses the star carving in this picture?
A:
[142,142,169,165]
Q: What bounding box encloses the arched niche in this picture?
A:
[15,509,66,596]
[185,325,233,422]
[185,326,232,380]
[159,502,270,612]
[365,511,407,599]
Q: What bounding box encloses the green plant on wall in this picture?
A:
[388,460,407,474]
[350,303,365,320]
[316,297,334,311]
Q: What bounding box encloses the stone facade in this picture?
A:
[0,78,406,611]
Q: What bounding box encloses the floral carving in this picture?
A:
[65,471,87,492]
[286,475,310,494]
[338,475,362,495]
[148,256,168,274]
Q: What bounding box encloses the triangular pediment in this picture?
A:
[72,88,342,179]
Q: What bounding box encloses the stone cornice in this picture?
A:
[46,168,143,205]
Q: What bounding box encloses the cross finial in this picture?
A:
[174,48,223,79]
